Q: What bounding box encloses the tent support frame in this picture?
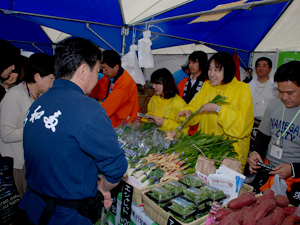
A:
[131,0,291,26]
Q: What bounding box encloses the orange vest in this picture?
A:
[177,77,189,98]
[260,158,300,192]
[90,70,140,128]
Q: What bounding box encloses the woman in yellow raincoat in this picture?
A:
[143,68,188,134]
[178,52,254,171]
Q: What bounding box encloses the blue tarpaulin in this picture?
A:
[0,0,292,67]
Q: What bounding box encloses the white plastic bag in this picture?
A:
[138,30,154,68]
[121,44,146,85]
[271,174,287,197]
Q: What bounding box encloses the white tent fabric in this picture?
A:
[255,0,300,52]
[152,43,217,54]
[121,0,193,24]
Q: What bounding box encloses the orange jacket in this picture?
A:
[177,77,188,98]
[90,69,140,127]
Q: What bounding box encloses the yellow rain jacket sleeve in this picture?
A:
[184,78,254,170]
[143,94,188,135]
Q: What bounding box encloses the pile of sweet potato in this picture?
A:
[215,189,299,225]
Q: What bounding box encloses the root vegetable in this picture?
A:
[219,211,242,225]
[257,206,285,225]
[282,214,300,225]
[275,194,289,207]
[283,206,297,216]
[242,211,256,225]
[215,208,233,221]
[228,192,256,209]
[256,188,275,204]
[253,199,276,221]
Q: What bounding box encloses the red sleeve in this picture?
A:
[177,77,188,98]
[90,76,109,101]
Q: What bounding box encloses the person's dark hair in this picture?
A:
[0,39,20,76]
[188,51,208,74]
[101,50,121,68]
[274,61,300,87]
[208,52,236,84]
[54,37,102,79]
[150,68,178,99]
[22,53,54,83]
[255,57,272,68]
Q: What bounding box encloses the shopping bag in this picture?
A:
[271,174,287,197]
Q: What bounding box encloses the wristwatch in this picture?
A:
[216,105,221,114]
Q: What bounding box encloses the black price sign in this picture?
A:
[120,183,133,225]
[167,216,181,225]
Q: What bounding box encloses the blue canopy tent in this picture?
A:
[0,0,292,67]
[0,11,54,55]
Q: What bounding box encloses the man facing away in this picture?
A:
[18,38,128,225]
[90,50,140,127]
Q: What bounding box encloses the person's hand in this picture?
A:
[178,110,192,120]
[199,103,219,113]
[269,164,292,179]
[3,72,18,90]
[97,180,112,209]
[152,117,164,127]
[248,152,263,174]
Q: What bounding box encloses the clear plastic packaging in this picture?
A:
[180,174,205,188]
[165,196,197,219]
[200,186,226,202]
[183,187,210,204]
[147,186,173,203]
[164,181,186,196]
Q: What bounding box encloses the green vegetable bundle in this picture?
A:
[200,186,225,201]
[148,187,173,202]
[164,181,186,196]
[164,131,238,170]
[175,94,228,134]
[180,175,205,187]
[169,196,196,216]
[183,187,209,203]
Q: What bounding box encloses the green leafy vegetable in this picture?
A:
[164,181,186,196]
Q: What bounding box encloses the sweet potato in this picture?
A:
[215,208,233,221]
[283,205,297,216]
[219,211,242,225]
[253,199,276,221]
[242,211,256,225]
[239,206,253,213]
[228,192,256,209]
[282,214,300,225]
[256,188,275,204]
[257,206,285,225]
[275,194,289,207]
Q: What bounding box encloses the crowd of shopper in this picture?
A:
[0,37,299,224]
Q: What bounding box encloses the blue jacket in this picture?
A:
[19,79,128,224]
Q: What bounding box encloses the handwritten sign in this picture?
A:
[120,183,134,225]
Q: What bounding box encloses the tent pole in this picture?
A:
[249,52,254,68]
[131,0,291,26]
[85,23,120,54]
[121,27,129,56]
